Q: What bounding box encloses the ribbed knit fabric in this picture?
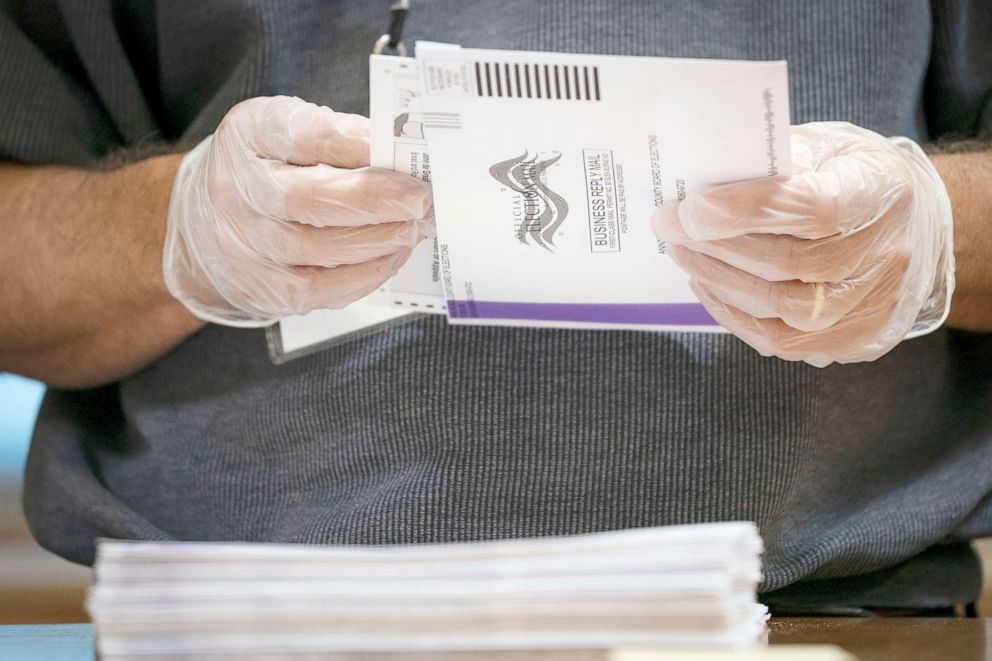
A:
[8,0,992,606]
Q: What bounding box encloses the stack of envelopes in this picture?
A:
[87,522,767,658]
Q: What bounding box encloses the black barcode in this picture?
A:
[473,62,601,101]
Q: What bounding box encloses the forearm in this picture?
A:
[929,142,992,332]
[0,154,204,388]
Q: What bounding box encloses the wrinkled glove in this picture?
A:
[164,95,432,327]
[654,121,954,367]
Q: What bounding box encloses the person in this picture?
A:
[1,0,990,614]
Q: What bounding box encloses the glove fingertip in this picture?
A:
[650,203,687,241]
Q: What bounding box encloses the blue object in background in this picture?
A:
[0,374,46,482]
[0,624,95,661]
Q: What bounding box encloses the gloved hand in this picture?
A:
[653,122,955,367]
[163,95,432,327]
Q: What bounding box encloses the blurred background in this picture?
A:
[1,374,991,624]
[0,374,90,623]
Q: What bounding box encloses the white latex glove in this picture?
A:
[163,95,432,327]
[654,122,955,367]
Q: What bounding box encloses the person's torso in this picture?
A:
[28,1,992,599]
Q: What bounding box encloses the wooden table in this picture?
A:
[768,617,990,660]
[2,618,989,660]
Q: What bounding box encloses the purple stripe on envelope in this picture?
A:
[447,301,718,325]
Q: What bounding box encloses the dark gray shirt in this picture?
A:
[5,0,992,608]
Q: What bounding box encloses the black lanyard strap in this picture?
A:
[373,0,411,56]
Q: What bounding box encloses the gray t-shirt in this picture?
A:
[5,0,992,608]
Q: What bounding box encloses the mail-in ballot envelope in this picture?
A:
[368,54,448,314]
[417,43,791,331]
[269,55,435,362]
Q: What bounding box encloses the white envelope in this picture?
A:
[416,42,791,331]
[368,54,449,313]
[272,47,792,360]
[269,56,433,361]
